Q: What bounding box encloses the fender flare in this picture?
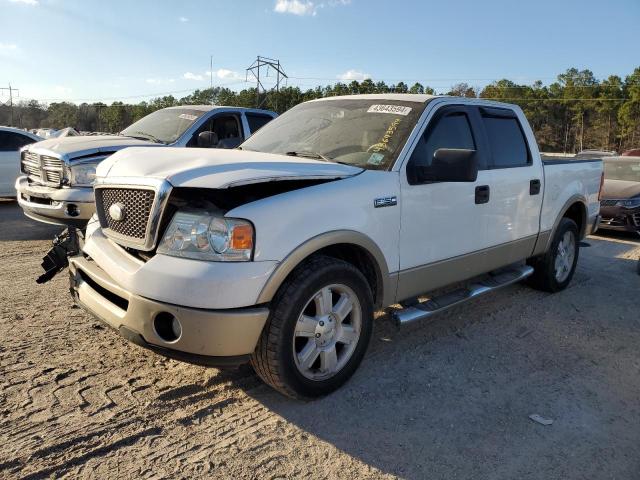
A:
[534,194,588,256]
[256,230,394,307]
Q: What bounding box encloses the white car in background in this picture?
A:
[0,127,42,197]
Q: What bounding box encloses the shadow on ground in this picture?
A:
[0,199,63,241]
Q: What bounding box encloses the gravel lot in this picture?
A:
[1,198,639,479]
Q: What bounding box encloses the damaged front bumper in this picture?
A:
[16,176,95,227]
[68,256,269,367]
[599,205,640,233]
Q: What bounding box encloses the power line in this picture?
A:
[24,79,253,103]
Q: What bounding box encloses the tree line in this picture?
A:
[1,67,638,153]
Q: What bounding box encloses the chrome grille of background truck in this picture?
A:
[21,151,64,186]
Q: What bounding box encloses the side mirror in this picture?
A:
[412,148,478,183]
[197,131,219,148]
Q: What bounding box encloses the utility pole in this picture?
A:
[210,55,214,106]
[1,85,19,126]
[246,56,287,111]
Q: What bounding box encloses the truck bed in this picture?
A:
[540,157,603,235]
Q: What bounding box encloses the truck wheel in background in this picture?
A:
[527,218,580,292]
[251,255,373,399]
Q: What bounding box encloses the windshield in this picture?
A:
[241,99,427,170]
[604,159,640,182]
[121,108,207,144]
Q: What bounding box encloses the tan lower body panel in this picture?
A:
[531,230,552,257]
[69,256,269,358]
[396,235,538,302]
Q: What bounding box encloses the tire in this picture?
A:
[250,255,374,399]
[527,218,579,292]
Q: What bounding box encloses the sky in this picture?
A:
[1,0,639,104]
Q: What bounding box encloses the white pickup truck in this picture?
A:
[16,105,276,226]
[68,94,603,399]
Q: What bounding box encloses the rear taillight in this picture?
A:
[598,172,604,201]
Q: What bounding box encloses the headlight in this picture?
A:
[70,163,98,186]
[616,197,640,208]
[157,211,254,261]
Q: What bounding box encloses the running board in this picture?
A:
[393,264,534,326]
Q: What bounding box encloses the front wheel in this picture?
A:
[527,218,579,292]
[251,255,373,399]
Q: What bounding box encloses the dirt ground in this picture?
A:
[1,198,639,480]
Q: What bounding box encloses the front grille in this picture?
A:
[95,188,155,241]
[633,213,640,227]
[600,199,618,207]
[21,151,64,186]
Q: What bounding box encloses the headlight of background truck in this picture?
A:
[69,163,99,186]
[157,211,254,261]
[616,197,640,208]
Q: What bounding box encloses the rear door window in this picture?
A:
[246,113,273,134]
[480,109,530,168]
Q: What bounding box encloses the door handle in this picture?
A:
[475,185,490,204]
[530,179,541,195]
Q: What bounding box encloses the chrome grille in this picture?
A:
[21,151,64,186]
[633,213,640,227]
[96,187,155,241]
[599,199,618,207]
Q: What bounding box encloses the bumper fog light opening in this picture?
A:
[153,312,182,343]
[66,204,79,217]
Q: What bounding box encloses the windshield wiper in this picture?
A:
[127,131,163,144]
[286,151,333,162]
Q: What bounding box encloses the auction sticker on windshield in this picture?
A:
[367,104,412,116]
[179,113,198,121]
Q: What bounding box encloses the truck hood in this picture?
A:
[601,179,640,199]
[28,135,158,161]
[97,147,363,188]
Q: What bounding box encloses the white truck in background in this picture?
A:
[16,106,276,226]
[67,94,603,399]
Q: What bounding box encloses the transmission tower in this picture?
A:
[246,56,287,111]
[0,85,19,126]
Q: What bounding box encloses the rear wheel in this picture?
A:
[251,255,373,399]
[527,218,579,292]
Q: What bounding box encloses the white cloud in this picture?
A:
[274,0,316,16]
[53,85,72,97]
[273,0,350,16]
[146,77,175,85]
[9,0,38,5]
[206,69,243,81]
[183,72,204,81]
[338,69,371,81]
[0,42,18,51]
[179,16,188,22]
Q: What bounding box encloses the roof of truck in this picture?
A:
[310,94,527,113]
[312,93,438,103]
[163,105,275,113]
